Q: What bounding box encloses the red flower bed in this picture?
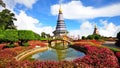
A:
[89,40,103,45]
[116,52,120,63]
[116,52,120,58]
[0,45,4,50]
[4,60,75,68]
[0,48,17,67]
[74,40,103,46]
[0,41,120,68]
[0,44,6,50]
[28,40,47,48]
[73,44,120,67]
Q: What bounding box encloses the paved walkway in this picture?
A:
[15,46,49,61]
[102,41,120,48]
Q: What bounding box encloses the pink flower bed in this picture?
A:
[0,44,6,50]
[0,45,4,50]
[0,41,120,68]
[28,40,47,48]
[116,52,120,57]
[116,52,120,63]
[73,44,120,67]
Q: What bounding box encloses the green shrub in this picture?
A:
[116,32,120,46]
[0,30,4,43]
[0,29,18,44]
[109,47,120,52]
[5,44,15,48]
[0,29,40,46]
[34,33,40,40]
[0,34,5,43]
[87,35,94,40]
[81,36,86,40]
[94,35,101,40]
[86,35,102,40]
[117,32,120,40]
[40,37,50,41]
[18,30,36,46]
[4,29,18,43]
[22,42,29,47]
[18,30,35,41]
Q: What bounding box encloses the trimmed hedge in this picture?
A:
[4,29,18,42]
[18,30,39,46]
[18,30,36,41]
[0,29,41,46]
[0,29,18,43]
[87,35,101,40]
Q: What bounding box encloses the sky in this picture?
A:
[1,0,120,38]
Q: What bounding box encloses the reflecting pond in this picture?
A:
[31,48,85,61]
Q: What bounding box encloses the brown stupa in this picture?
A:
[93,25,99,35]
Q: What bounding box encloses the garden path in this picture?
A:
[102,41,120,48]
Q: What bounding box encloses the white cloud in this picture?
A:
[2,0,54,35]
[14,11,39,30]
[51,0,120,38]
[51,1,120,19]
[69,20,120,38]
[69,21,94,38]
[99,20,120,37]
[15,0,37,8]
[3,0,37,9]
[14,11,54,35]
[80,21,93,29]
[1,0,120,37]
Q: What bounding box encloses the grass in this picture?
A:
[100,46,120,52]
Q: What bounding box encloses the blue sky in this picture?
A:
[2,0,120,38]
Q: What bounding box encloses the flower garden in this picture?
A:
[0,4,120,68]
[0,40,120,68]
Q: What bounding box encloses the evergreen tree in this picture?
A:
[116,32,120,46]
[0,0,6,8]
[41,32,46,38]
[81,36,86,40]
[117,32,120,40]
[0,9,17,30]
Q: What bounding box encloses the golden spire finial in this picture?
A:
[59,6,62,13]
[59,0,62,13]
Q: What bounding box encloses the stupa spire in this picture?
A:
[59,6,62,13]
[59,1,62,14]
[59,0,62,13]
[53,0,68,37]
[93,24,99,35]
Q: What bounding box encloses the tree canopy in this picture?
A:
[0,9,17,30]
[0,0,6,8]
[81,34,102,40]
[4,29,18,43]
[18,30,36,41]
[117,32,120,40]
[115,32,120,46]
